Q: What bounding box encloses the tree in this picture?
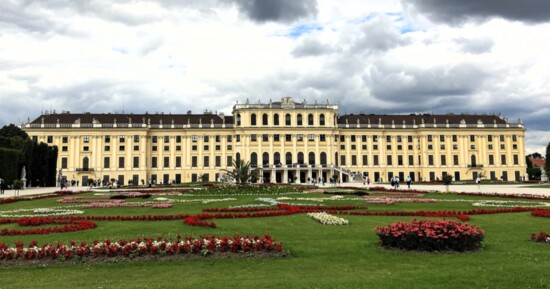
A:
[0,124,29,139]
[528,152,543,159]
[442,174,453,193]
[222,159,258,185]
[545,142,550,179]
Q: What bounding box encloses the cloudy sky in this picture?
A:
[1,0,549,153]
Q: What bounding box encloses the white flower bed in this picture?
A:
[229,204,272,209]
[0,207,85,218]
[275,195,362,202]
[472,200,550,208]
[307,212,349,225]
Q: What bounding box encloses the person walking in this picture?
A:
[476,176,481,190]
[406,175,412,189]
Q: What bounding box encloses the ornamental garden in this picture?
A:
[1,184,549,289]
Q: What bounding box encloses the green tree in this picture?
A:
[0,124,29,139]
[222,159,259,184]
[545,142,550,178]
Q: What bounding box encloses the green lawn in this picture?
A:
[1,187,549,289]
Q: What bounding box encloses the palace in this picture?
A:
[23,97,527,185]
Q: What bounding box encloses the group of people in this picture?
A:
[390,176,413,189]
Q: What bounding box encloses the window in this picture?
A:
[61,157,68,169]
[204,145,209,151]
[489,155,494,165]
[470,135,475,142]
[83,136,89,143]
[501,154,507,165]
[362,135,367,142]
[191,136,197,142]
[500,135,505,142]
[226,156,232,166]
[428,145,433,150]
[285,134,292,141]
[83,146,89,152]
[154,146,160,151]
[262,114,268,126]
[407,136,413,142]
[215,145,221,150]
[352,155,357,165]
[251,114,257,126]
[227,135,232,142]
[133,156,139,168]
[120,135,125,142]
[176,145,182,151]
[500,144,505,150]
[341,145,346,150]
[320,135,326,142]
[362,155,368,165]
[488,144,493,150]
[470,145,476,150]
[104,157,110,168]
[152,136,158,143]
[62,136,68,143]
[386,155,392,166]
[176,156,181,167]
[373,144,378,150]
[152,157,157,168]
[513,144,518,150]
[453,144,458,150]
[440,144,445,150]
[274,135,280,142]
[163,136,169,143]
[215,135,221,142]
[134,135,140,142]
[408,155,414,166]
[32,136,37,142]
[512,135,517,142]
[373,135,378,142]
[251,153,258,167]
[308,134,315,141]
[237,114,241,126]
[105,146,110,151]
[286,152,292,165]
[452,135,457,142]
[163,156,169,168]
[351,135,356,142]
[251,135,257,142]
[373,155,379,166]
[340,135,345,142]
[397,145,402,150]
[397,136,402,143]
[408,145,413,150]
[386,135,391,142]
[453,155,459,165]
[274,114,279,126]
[285,114,291,125]
[513,154,519,165]
[440,135,445,142]
[192,156,197,167]
[203,136,209,142]
[488,135,493,142]
[134,145,139,151]
[215,156,221,167]
[262,134,268,142]
[427,135,432,142]
[118,156,125,168]
[398,155,403,166]
[340,155,346,166]
[308,114,314,126]
[351,145,356,150]
[227,145,233,150]
[236,135,240,142]
[119,145,125,151]
[62,146,68,152]
[428,155,434,166]
[297,134,304,141]
[297,114,303,125]
[441,155,446,166]
[105,136,111,143]
[319,114,325,126]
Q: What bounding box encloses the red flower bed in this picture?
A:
[532,209,550,218]
[375,219,485,251]
[0,234,283,261]
[457,192,550,201]
[530,232,550,243]
[0,217,97,236]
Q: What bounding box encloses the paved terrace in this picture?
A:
[1,183,550,198]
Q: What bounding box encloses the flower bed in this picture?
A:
[375,219,485,251]
[83,201,173,209]
[0,217,97,236]
[472,200,550,208]
[307,212,349,225]
[530,232,550,243]
[531,209,550,218]
[0,234,283,262]
[0,207,85,218]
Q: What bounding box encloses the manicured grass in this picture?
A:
[1,187,550,289]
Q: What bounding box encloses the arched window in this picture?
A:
[83,157,89,170]
[298,152,304,164]
[236,114,241,126]
[308,114,314,126]
[274,152,281,165]
[297,114,303,126]
[285,152,292,165]
[273,114,279,126]
[250,152,257,167]
[262,114,268,126]
[319,114,325,126]
[251,114,257,126]
[262,152,269,166]
[320,152,327,166]
[471,155,477,167]
[308,152,315,165]
[285,114,291,126]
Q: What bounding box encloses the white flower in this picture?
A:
[307,212,349,225]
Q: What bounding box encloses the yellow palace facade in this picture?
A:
[23,97,527,185]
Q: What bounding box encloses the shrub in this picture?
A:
[375,219,485,252]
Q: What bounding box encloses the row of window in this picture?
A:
[240,113,327,126]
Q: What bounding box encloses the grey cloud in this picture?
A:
[352,16,409,53]
[230,0,317,23]
[456,37,494,54]
[291,38,334,57]
[406,0,550,24]
[138,36,164,56]
[0,1,63,33]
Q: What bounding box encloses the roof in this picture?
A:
[30,113,233,126]
[529,157,546,168]
[337,114,509,125]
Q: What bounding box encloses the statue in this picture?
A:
[21,166,27,189]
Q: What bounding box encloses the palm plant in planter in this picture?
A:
[222,160,259,185]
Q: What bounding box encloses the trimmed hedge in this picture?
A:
[0,147,20,185]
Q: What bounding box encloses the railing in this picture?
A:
[467,164,484,168]
[76,168,95,172]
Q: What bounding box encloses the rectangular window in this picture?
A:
[191,136,197,142]
[488,135,493,142]
[105,136,111,143]
[192,145,197,151]
[285,134,292,141]
[440,135,445,142]
[83,146,89,152]
[512,135,517,142]
[500,144,505,149]
[176,156,181,167]
[297,134,304,141]
[215,145,221,150]
[215,156,221,167]
[397,145,402,150]
[152,146,157,151]
[134,145,139,151]
[308,134,315,141]
[176,145,181,151]
[362,145,367,150]
[397,136,402,143]
[133,156,139,168]
[362,155,368,165]
[453,144,458,150]
[501,154,507,165]
[215,135,221,142]
[362,135,367,142]
[340,155,346,166]
[452,135,457,142]
[152,157,157,168]
[513,154,519,165]
[62,136,68,143]
[513,144,518,150]
[427,135,432,142]
[32,136,37,142]
[118,156,125,168]
[120,135,125,142]
[387,155,392,166]
[428,155,434,166]
[134,135,139,142]
[227,135,233,142]
[351,155,357,165]
[408,145,413,150]
[351,145,356,150]
[386,145,391,150]
[204,145,209,151]
[373,144,378,150]
[489,155,494,165]
[274,135,280,142]
[373,155,379,166]
[453,155,459,165]
[386,135,391,142]
[236,135,240,142]
[203,136,209,142]
[340,135,345,142]
[227,156,233,166]
[470,135,475,142]
[440,144,445,150]
[163,157,169,168]
[204,156,209,167]
[351,135,356,142]
[251,134,257,142]
[192,156,197,167]
[320,134,326,142]
[488,144,493,150]
[407,136,413,142]
[104,157,110,169]
[152,136,158,143]
[119,145,125,151]
[262,134,269,142]
[83,136,89,143]
[408,155,414,166]
[500,135,505,142]
[441,155,446,166]
[398,155,403,166]
[62,146,68,152]
[227,145,233,150]
[61,157,68,169]
[428,145,433,150]
[373,135,378,142]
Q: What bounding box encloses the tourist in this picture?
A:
[395,176,400,189]
[476,176,481,190]
[0,178,5,194]
[406,175,412,189]
[390,176,395,188]
[367,176,370,186]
